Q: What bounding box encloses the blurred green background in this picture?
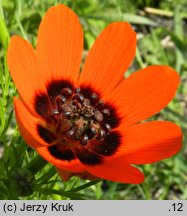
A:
[0,0,187,199]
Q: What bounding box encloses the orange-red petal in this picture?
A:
[36,146,85,173]
[85,159,144,184]
[56,168,73,181]
[36,4,83,84]
[116,121,182,164]
[7,36,48,115]
[78,22,136,96]
[106,66,180,126]
[57,167,98,181]
[14,98,48,148]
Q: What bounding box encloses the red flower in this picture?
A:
[7,4,182,184]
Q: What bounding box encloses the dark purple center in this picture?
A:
[50,86,112,146]
[34,80,121,165]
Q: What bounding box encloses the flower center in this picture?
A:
[35,81,121,164]
[50,87,112,146]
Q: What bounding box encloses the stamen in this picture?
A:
[102,109,110,116]
[89,127,98,138]
[61,87,72,97]
[94,110,103,122]
[95,99,105,109]
[91,93,98,100]
[75,87,81,93]
[81,134,89,145]
[52,86,113,146]
[63,111,72,116]
[104,123,111,132]
[99,129,106,140]
[99,99,104,104]
[66,128,75,137]
[56,95,66,105]
[83,98,90,107]
[60,104,73,115]
[73,93,84,102]
[51,109,59,115]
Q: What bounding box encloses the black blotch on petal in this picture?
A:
[80,85,100,99]
[47,79,74,100]
[75,147,102,165]
[92,131,121,156]
[37,125,56,144]
[102,103,121,128]
[48,145,75,161]
[34,93,50,117]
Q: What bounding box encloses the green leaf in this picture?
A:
[0,16,10,47]
[69,180,101,192]
[37,188,85,200]
[87,13,158,26]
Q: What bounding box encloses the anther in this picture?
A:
[99,99,104,104]
[75,87,81,93]
[81,134,89,145]
[91,93,98,100]
[61,87,72,97]
[94,110,103,122]
[102,109,110,116]
[104,123,111,131]
[51,109,59,115]
[83,98,90,107]
[61,104,73,116]
[98,129,106,140]
[88,127,98,138]
[63,111,72,116]
[95,99,105,108]
[66,128,75,137]
[73,93,84,102]
[56,95,67,104]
